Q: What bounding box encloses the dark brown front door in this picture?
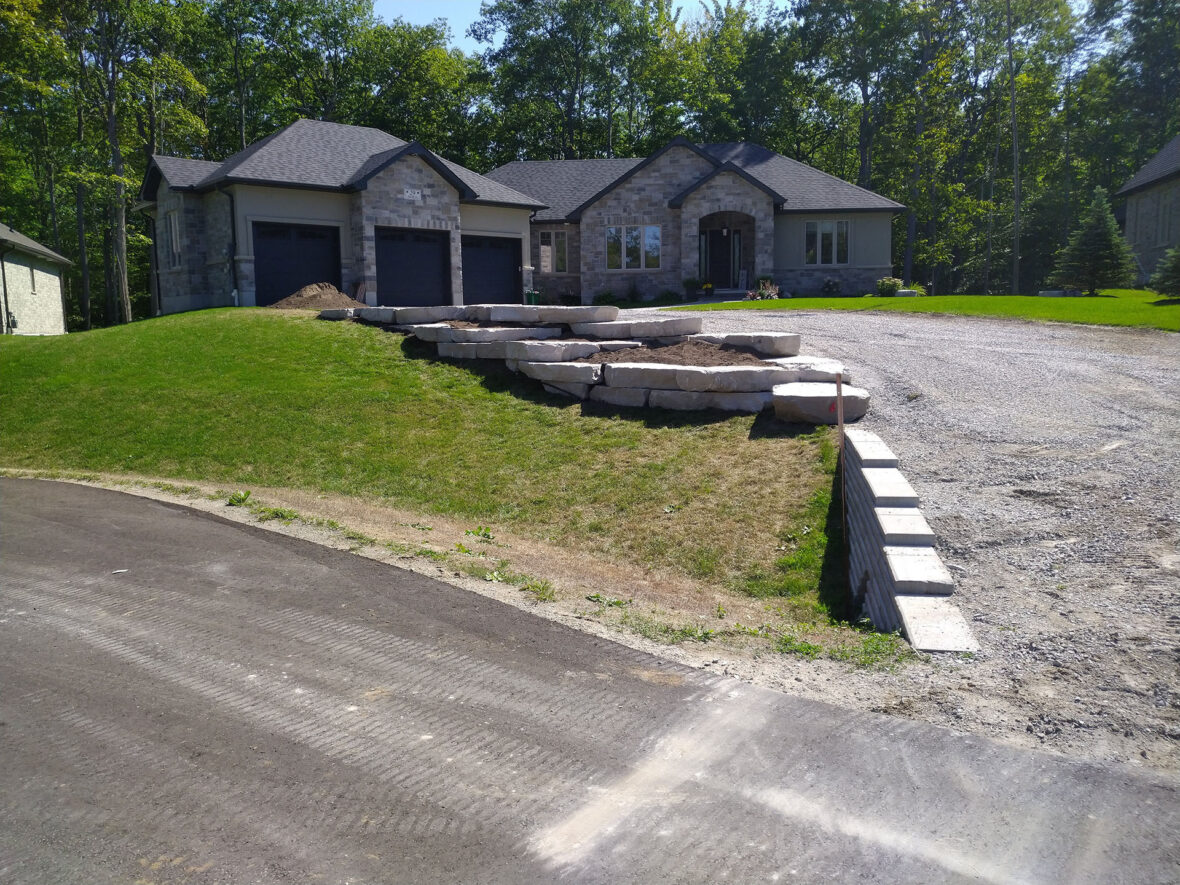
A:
[706,229,731,288]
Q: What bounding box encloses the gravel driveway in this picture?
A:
[636,306,1180,771]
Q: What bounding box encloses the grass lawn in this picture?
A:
[0,308,904,664]
[676,288,1180,332]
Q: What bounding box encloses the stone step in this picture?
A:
[519,361,603,384]
[405,322,455,342]
[447,326,563,343]
[358,305,464,324]
[588,385,648,408]
[437,341,511,360]
[318,308,355,320]
[504,339,601,361]
[689,332,801,356]
[772,382,870,424]
[604,362,794,392]
[763,355,849,383]
[569,316,703,338]
[895,595,980,652]
[543,381,591,399]
[648,389,772,413]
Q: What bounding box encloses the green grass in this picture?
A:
[677,288,1179,332]
[0,308,839,620]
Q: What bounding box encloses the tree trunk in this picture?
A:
[1006,0,1021,294]
[75,79,91,329]
[856,81,873,189]
[106,96,132,324]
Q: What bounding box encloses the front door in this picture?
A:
[706,229,731,288]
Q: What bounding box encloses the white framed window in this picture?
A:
[539,230,568,273]
[165,211,182,268]
[606,225,660,270]
[804,220,849,265]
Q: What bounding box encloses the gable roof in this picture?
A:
[143,119,544,209]
[668,161,785,208]
[485,139,903,221]
[484,158,643,222]
[1117,133,1180,197]
[0,222,72,266]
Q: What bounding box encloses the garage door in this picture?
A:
[252,222,341,307]
[461,235,521,304]
[375,227,451,306]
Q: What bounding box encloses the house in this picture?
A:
[484,138,903,302]
[1117,132,1180,282]
[0,222,70,335]
[138,119,546,313]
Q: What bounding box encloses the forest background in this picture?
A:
[1,0,1176,329]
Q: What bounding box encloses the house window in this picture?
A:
[165,211,182,268]
[539,230,568,273]
[606,225,660,270]
[804,220,849,265]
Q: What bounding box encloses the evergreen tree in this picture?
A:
[1149,246,1180,297]
[1048,187,1136,295]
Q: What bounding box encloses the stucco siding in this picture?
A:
[2,252,66,335]
[773,212,893,296]
[1125,178,1180,280]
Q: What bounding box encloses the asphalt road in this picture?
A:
[2,478,1177,885]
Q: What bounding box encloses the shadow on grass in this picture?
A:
[818,465,853,621]
[1151,297,1180,306]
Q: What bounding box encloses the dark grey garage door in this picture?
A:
[461,236,522,304]
[252,222,341,307]
[375,227,451,306]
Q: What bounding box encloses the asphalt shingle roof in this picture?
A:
[485,142,903,220]
[0,222,72,265]
[1117,133,1180,196]
[150,119,543,208]
[484,158,644,221]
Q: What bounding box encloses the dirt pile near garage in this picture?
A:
[270,282,360,310]
[584,339,769,367]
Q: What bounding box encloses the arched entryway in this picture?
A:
[698,211,755,289]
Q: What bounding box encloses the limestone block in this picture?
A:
[535,305,619,324]
[463,304,495,322]
[519,361,603,384]
[884,546,955,595]
[597,340,643,352]
[357,307,397,323]
[771,382,870,424]
[489,305,544,324]
[504,359,520,373]
[844,427,898,467]
[589,385,649,408]
[406,323,455,343]
[856,467,919,507]
[648,389,773,413]
[569,316,702,338]
[603,363,682,390]
[895,289,918,297]
[675,365,794,393]
[448,326,563,343]
[543,382,591,399]
[895,596,980,652]
[436,341,511,360]
[504,339,601,361]
[318,308,354,320]
[764,356,849,383]
[690,332,801,356]
[392,305,464,324]
[874,508,935,546]
[653,336,690,345]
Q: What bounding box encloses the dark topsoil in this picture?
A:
[584,339,769,367]
[270,282,360,310]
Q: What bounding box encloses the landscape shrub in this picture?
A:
[821,277,841,297]
[592,291,620,306]
[876,276,903,297]
[682,277,702,295]
[1049,186,1137,296]
[1149,246,1180,297]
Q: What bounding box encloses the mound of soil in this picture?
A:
[585,339,769,367]
[269,282,360,310]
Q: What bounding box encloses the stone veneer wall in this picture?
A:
[774,265,891,297]
[1125,178,1180,281]
[680,175,775,286]
[356,155,464,304]
[156,185,212,312]
[578,146,715,303]
[202,190,235,306]
[530,223,582,303]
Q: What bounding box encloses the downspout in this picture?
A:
[0,246,13,333]
[217,184,240,306]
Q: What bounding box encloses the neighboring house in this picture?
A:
[1117,133,1180,283]
[0,222,70,336]
[484,137,903,302]
[138,119,545,313]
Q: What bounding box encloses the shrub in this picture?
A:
[756,275,774,288]
[1049,186,1137,296]
[908,282,928,296]
[682,277,702,295]
[592,291,620,306]
[744,279,781,300]
[876,276,903,297]
[1150,245,1180,297]
[821,277,841,297]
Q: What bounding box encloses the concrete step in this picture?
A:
[772,382,870,424]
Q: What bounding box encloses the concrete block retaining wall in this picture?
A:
[843,427,979,652]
